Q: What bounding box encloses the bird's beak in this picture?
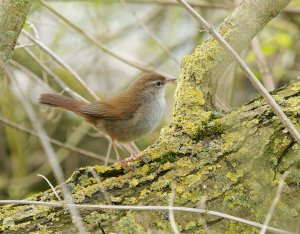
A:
[166,78,177,84]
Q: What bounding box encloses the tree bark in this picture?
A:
[0,0,33,74]
[1,0,299,233]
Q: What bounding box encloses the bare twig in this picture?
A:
[22,29,98,100]
[39,0,161,75]
[259,171,291,234]
[37,174,61,200]
[0,200,293,234]
[251,37,275,91]
[169,188,179,234]
[105,140,112,166]
[21,46,88,101]
[120,0,180,65]
[14,43,35,49]
[176,0,300,145]
[102,8,163,43]
[7,70,87,233]
[9,60,53,92]
[125,0,233,9]
[0,115,113,163]
[284,7,300,14]
[25,21,40,39]
[125,0,300,15]
[197,197,210,233]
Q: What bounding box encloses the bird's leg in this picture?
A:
[112,139,131,167]
[124,143,137,158]
[119,142,142,163]
[130,141,140,154]
[112,139,121,163]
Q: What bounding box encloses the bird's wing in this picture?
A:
[79,95,140,120]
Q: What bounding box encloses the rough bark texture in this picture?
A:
[0,0,33,74]
[1,0,299,233]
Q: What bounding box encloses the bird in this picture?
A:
[39,73,176,164]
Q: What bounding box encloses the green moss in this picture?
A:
[158,152,177,164]
[195,120,226,140]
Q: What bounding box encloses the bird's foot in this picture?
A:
[115,154,140,167]
[126,153,139,161]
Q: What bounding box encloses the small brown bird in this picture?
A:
[39,73,176,164]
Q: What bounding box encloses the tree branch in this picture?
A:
[0,0,33,74]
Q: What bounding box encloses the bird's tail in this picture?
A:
[39,93,84,113]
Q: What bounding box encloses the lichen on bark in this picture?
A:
[0,0,33,74]
[1,81,299,233]
[1,0,299,233]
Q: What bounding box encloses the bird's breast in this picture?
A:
[136,97,166,132]
[94,97,166,142]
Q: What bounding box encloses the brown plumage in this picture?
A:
[39,73,176,163]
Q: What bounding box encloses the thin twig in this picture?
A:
[125,0,233,9]
[39,0,162,75]
[0,115,113,163]
[251,37,275,91]
[169,188,180,234]
[7,70,87,233]
[105,140,112,166]
[21,29,98,100]
[197,197,210,233]
[101,8,162,43]
[14,43,35,49]
[37,174,61,200]
[0,200,293,234]
[21,46,88,102]
[25,21,40,39]
[259,171,290,234]
[176,0,300,145]
[120,0,180,65]
[9,60,53,92]
[125,0,300,15]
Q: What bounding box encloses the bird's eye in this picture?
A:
[156,81,162,87]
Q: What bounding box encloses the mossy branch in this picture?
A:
[1,0,299,233]
[173,0,291,138]
[1,79,299,233]
[0,0,33,74]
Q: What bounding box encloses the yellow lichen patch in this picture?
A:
[145,174,155,180]
[117,213,146,234]
[111,196,122,203]
[290,81,300,91]
[129,178,139,188]
[176,191,194,205]
[92,165,114,174]
[222,131,245,151]
[140,164,150,175]
[150,178,171,191]
[226,170,244,182]
[284,97,300,113]
[72,183,102,203]
[176,186,185,194]
[139,189,151,200]
[37,223,52,233]
[185,221,197,230]
[173,74,212,137]
[273,135,290,155]
[162,161,171,170]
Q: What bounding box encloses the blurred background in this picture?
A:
[0,0,300,199]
